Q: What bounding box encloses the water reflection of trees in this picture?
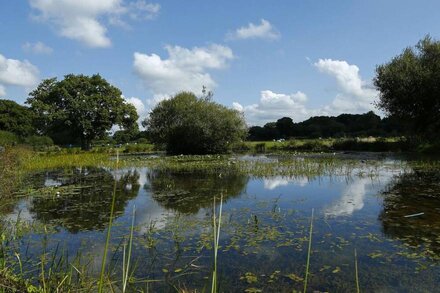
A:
[30,167,140,233]
[144,170,248,214]
[379,170,440,255]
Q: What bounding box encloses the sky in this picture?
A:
[0,0,438,126]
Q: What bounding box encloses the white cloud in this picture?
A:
[126,1,160,20]
[0,54,39,96]
[233,90,318,125]
[109,1,160,29]
[234,59,379,125]
[22,41,53,54]
[133,44,234,104]
[29,0,160,48]
[124,96,148,125]
[314,59,378,113]
[227,19,280,40]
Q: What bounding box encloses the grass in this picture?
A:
[303,208,314,293]
[354,248,360,293]
[98,151,120,293]
[211,194,223,293]
[122,205,136,293]
[0,147,33,199]
[241,137,409,153]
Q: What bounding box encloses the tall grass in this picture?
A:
[354,248,360,293]
[98,151,120,293]
[303,208,314,293]
[122,205,136,292]
[0,147,32,199]
[211,194,223,293]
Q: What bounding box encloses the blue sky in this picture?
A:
[0,0,438,125]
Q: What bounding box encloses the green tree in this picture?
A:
[0,99,35,136]
[374,36,440,139]
[143,91,247,154]
[276,117,294,138]
[113,129,139,144]
[27,74,138,150]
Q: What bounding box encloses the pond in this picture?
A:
[1,154,440,292]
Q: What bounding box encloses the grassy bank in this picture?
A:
[235,137,411,153]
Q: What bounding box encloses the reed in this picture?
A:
[98,151,120,293]
[122,205,136,293]
[211,194,223,293]
[354,248,360,293]
[303,208,314,293]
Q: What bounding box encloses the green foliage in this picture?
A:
[27,74,139,150]
[0,130,19,146]
[23,135,54,148]
[122,143,154,153]
[0,99,35,137]
[248,112,398,141]
[144,91,247,154]
[374,35,440,140]
[113,129,139,144]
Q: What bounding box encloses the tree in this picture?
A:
[113,129,139,144]
[143,91,247,154]
[374,36,440,139]
[0,99,35,136]
[276,117,294,138]
[27,74,138,150]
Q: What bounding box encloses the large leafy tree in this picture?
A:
[374,36,440,139]
[27,74,138,150]
[0,99,35,136]
[143,91,247,154]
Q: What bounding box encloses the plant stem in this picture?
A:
[98,150,119,293]
[355,248,360,293]
[303,208,314,293]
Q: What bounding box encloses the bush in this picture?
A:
[0,130,19,146]
[122,143,154,154]
[24,135,53,146]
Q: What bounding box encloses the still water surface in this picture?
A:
[2,154,440,292]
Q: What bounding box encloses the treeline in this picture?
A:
[248,111,406,141]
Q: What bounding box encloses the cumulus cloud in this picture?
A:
[124,96,148,125]
[0,54,39,96]
[29,0,160,48]
[234,59,378,125]
[22,41,53,54]
[232,90,317,125]
[133,44,234,103]
[227,19,280,40]
[314,59,378,113]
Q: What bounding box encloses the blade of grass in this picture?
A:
[211,194,223,293]
[303,208,314,293]
[123,205,136,292]
[98,150,119,293]
[354,248,360,293]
